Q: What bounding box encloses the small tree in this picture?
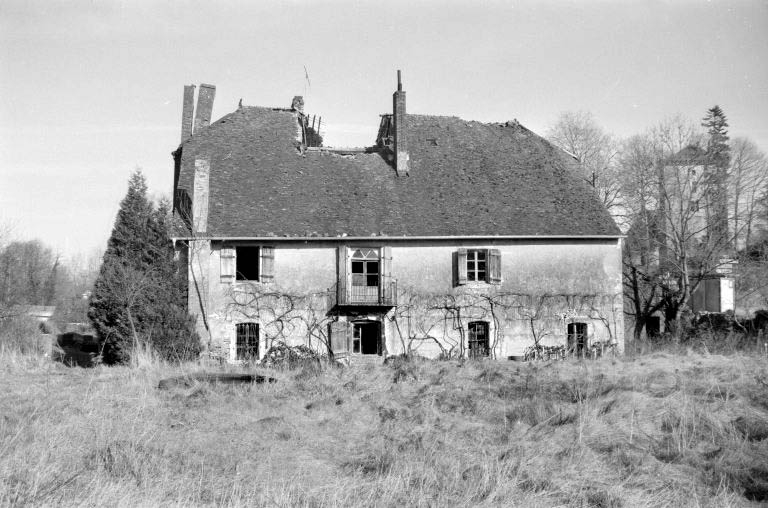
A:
[88,171,199,364]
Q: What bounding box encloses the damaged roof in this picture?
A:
[173,105,620,238]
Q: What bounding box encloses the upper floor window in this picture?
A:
[455,248,501,286]
[466,249,486,282]
[337,246,395,306]
[220,245,274,283]
[236,246,260,281]
[351,248,380,303]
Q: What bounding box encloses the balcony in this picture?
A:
[335,280,397,307]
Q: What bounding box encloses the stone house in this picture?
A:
[171,74,624,362]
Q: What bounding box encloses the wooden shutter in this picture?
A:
[488,249,502,284]
[337,245,349,305]
[456,248,468,286]
[260,246,274,282]
[380,246,393,304]
[220,247,235,282]
[329,320,349,358]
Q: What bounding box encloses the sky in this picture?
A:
[1,0,767,259]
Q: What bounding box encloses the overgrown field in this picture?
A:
[1,351,767,507]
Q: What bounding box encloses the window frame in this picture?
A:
[466,249,487,282]
[455,248,501,286]
[235,322,259,361]
[468,321,490,358]
[221,244,274,284]
[235,246,261,281]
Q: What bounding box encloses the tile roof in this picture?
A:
[173,105,620,238]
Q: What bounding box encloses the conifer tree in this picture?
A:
[702,105,731,247]
[88,171,199,364]
[702,105,730,168]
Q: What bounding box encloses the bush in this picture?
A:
[0,315,51,356]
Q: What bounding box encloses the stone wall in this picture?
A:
[181,238,624,362]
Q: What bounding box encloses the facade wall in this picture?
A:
[183,238,624,362]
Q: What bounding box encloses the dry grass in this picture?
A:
[1,348,767,507]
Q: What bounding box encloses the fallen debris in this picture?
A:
[261,343,321,369]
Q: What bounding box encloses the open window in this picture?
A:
[220,246,274,283]
[351,248,380,303]
[337,245,394,305]
[455,249,501,286]
[236,246,260,281]
[235,322,259,360]
[468,321,490,358]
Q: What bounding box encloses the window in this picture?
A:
[337,246,394,306]
[236,323,259,360]
[468,321,489,358]
[236,246,260,281]
[221,246,274,283]
[350,248,379,302]
[455,248,501,286]
[352,321,380,355]
[467,249,486,282]
[567,322,588,357]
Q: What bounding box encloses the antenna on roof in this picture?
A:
[303,65,311,98]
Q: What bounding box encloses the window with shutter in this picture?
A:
[329,320,350,358]
[260,246,275,282]
[456,248,468,286]
[337,245,349,305]
[351,248,379,303]
[220,247,235,282]
[488,249,502,284]
[380,246,393,304]
[236,246,260,281]
[455,248,501,286]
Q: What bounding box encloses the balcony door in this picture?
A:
[351,248,379,303]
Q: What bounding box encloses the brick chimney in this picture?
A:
[193,84,216,133]
[181,85,195,143]
[393,70,409,176]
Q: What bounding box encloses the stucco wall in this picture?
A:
[183,238,624,362]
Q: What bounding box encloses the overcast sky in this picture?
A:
[1,0,767,259]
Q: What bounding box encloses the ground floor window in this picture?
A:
[567,322,588,357]
[352,321,380,355]
[468,321,489,358]
[236,322,259,360]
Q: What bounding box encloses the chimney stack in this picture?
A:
[291,96,304,113]
[393,70,409,176]
[193,84,216,133]
[181,85,195,143]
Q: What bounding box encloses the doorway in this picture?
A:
[567,322,588,357]
[352,321,381,355]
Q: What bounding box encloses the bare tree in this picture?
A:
[728,137,768,249]
[619,116,768,336]
[547,111,623,224]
